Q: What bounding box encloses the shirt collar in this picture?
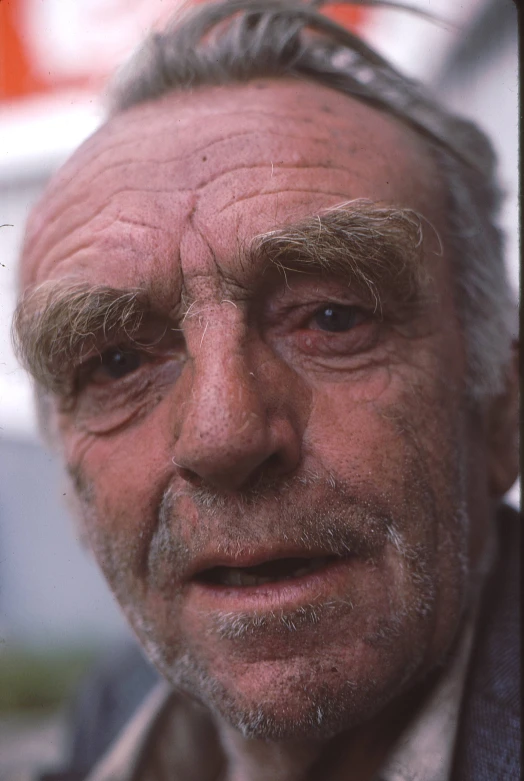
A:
[376,613,476,781]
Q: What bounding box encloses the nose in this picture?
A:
[171,332,303,491]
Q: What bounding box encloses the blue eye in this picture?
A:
[99,348,143,380]
[313,305,360,332]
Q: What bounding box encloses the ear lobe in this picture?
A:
[486,340,519,498]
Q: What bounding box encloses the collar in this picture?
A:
[376,613,476,781]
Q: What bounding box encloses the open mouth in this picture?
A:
[194,555,337,587]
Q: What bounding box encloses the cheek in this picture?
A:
[305,368,412,508]
[306,368,470,650]
[61,405,174,584]
[306,364,464,504]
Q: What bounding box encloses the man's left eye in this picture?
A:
[310,305,365,332]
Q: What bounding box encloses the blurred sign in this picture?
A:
[0,0,369,103]
[0,0,185,100]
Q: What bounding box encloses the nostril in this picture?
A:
[265,452,284,472]
[174,464,203,487]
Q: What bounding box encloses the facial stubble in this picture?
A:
[75,442,469,741]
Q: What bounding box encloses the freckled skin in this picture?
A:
[21,80,516,779]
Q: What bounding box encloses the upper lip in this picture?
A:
[186,546,342,581]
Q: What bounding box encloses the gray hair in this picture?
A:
[108,1,515,398]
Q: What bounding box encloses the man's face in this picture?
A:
[20,80,493,738]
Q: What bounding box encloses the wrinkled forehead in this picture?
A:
[20,78,444,289]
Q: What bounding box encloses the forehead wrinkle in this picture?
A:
[33,224,178,289]
[23,80,441,298]
[35,110,351,232]
[51,128,261,197]
[68,124,341,200]
[39,111,336,226]
[26,94,407,281]
[28,124,318,265]
[74,109,328,182]
[214,188,356,218]
[25,184,192,279]
[31,181,192,243]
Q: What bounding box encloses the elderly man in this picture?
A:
[13,1,519,779]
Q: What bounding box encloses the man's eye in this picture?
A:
[87,348,145,384]
[311,305,364,332]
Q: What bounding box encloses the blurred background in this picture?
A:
[0,0,519,774]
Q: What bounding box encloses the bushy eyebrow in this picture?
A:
[14,200,433,394]
[13,283,152,394]
[252,200,432,312]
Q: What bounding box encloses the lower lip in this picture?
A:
[186,557,356,611]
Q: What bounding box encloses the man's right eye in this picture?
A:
[82,347,146,385]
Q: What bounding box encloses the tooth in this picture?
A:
[224,570,244,587]
[252,575,273,585]
[237,572,259,586]
[293,566,310,578]
[291,557,328,579]
[215,556,332,587]
[221,569,270,587]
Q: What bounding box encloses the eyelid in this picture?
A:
[73,335,183,393]
[268,281,374,310]
[72,320,181,367]
[298,301,371,325]
[76,341,149,367]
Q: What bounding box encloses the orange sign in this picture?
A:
[323,4,368,28]
[0,0,369,103]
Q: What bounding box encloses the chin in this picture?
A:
[153,638,427,742]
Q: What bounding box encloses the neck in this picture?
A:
[216,686,429,781]
[218,729,322,781]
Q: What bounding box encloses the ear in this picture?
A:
[486,340,519,498]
